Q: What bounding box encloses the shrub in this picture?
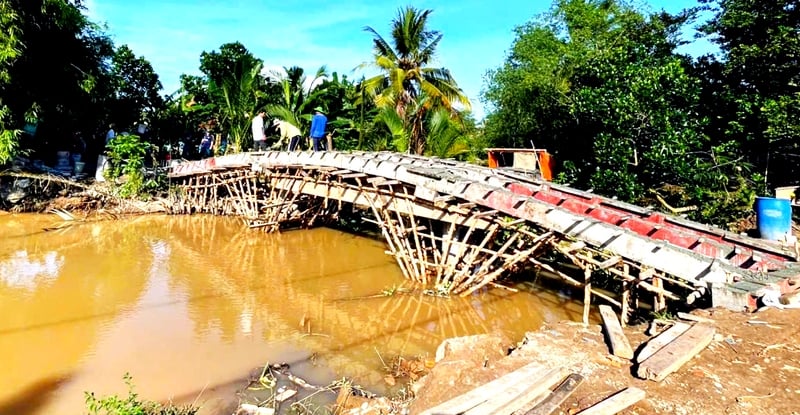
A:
[84,373,197,415]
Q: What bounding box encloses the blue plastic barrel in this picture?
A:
[755,197,792,240]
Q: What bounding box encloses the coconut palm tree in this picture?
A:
[362,6,471,154]
[266,65,329,135]
[207,57,264,152]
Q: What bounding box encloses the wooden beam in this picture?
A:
[340,172,368,179]
[525,373,585,415]
[635,322,691,363]
[270,180,492,229]
[637,323,715,381]
[418,362,547,415]
[472,209,499,218]
[575,387,646,415]
[598,305,634,359]
[676,312,715,324]
[597,256,621,269]
[464,367,568,415]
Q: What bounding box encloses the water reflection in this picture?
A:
[0,214,584,415]
[0,250,63,291]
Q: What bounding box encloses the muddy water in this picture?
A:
[0,214,584,415]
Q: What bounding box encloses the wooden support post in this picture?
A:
[598,305,634,359]
[583,266,592,326]
[621,264,630,327]
[653,275,665,312]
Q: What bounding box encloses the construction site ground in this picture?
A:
[402,307,800,415]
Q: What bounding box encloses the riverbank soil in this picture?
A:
[408,308,800,415]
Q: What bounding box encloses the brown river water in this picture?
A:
[0,214,584,415]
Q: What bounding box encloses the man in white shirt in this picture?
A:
[251,111,267,151]
[270,119,303,151]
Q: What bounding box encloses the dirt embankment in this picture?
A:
[349,308,800,415]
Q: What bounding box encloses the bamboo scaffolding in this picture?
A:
[170,162,700,313]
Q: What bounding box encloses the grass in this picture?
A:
[84,373,198,415]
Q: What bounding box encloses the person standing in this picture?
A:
[105,123,116,146]
[251,110,267,151]
[199,124,214,158]
[270,119,303,151]
[309,107,327,151]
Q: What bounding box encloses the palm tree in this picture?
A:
[207,57,264,152]
[266,65,329,135]
[362,6,471,154]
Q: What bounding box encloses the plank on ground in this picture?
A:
[575,387,646,415]
[598,305,633,359]
[636,323,715,382]
[418,362,548,415]
[635,322,691,363]
[525,373,585,415]
[464,367,568,415]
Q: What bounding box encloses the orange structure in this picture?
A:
[486,148,554,181]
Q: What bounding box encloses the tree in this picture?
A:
[0,0,116,159]
[108,45,164,131]
[361,6,471,154]
[698,0,800,187]
[484,0,755,228]
[0,0,22,164]
[198,42,268,152]
[266,65,329,134]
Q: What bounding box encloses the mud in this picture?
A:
[405,308,800,415]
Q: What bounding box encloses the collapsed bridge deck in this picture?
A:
[168,151,800,317]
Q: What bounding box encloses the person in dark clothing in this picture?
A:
[309,107,328,151]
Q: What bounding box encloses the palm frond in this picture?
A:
[364,26,399,62]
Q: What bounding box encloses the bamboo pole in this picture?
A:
[621,264,630,327]
[583,265,592,326]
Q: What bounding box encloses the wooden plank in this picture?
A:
[635,322,691,363]
[637,323,715,381]
[464,367,568,415]
[676,312,715,324]
[473,210,499,218]
[565,241,586,253]
[598,305,634,359]
[597,256,621,269]
[526,373,585,415]
[418,362,547,415]
[340,172,368,179]
[575,387,646,415]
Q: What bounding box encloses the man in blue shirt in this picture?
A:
[309,107,328,151]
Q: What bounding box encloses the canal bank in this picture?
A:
[324,307,800,415]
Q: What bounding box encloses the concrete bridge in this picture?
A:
[167,151,800,320]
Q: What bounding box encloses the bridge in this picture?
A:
[167,151,800,321]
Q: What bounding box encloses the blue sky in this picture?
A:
[84,0,716,119]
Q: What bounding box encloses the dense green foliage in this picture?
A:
[0,0,797,227]
[483,0,796,228]
[0,0,166,163]
[104,134,152,197]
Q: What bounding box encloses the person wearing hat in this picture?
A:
[270,118,303,151]
[309,107,328,151]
